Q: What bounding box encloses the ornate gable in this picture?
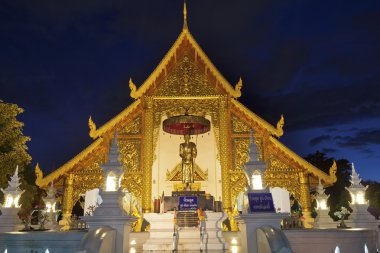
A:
[129,22,242,99]
[154,54,218,97]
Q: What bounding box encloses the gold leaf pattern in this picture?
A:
[155,54,217,96]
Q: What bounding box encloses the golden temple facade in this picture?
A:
[35,5,337,217]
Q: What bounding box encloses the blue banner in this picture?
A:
[179,196,198,211]
[248,193,275,213]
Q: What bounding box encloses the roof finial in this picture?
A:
[183,0,188,30]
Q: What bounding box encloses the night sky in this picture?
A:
[1,1,379,181]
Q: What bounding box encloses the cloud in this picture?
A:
[322,148,337,154]
[309,135,331,146]
[361,149,374,154]
[336,129,380,148]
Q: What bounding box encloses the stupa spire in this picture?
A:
[183,1,188,31]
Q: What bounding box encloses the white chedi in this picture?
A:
[313,178,335,228]
[242,130,268,192]
[345,163,367,206]
[83,132,136,253]
[344,163,380,230]
[42,181,60,230]
[0,166,25,232]
[1,166,24,208]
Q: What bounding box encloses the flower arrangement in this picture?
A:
[334,206,350,228]
[38,210,50,230]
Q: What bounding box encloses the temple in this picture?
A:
[34,3,337,221]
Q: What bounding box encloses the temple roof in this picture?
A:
[128,16,242,100]
[35,6,336,188]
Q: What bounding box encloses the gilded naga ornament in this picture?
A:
[88,116,97,139]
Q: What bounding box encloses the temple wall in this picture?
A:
[151,116,222,202]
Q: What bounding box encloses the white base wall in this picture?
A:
[284,228,378,253]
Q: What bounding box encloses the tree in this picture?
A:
[362,180,380,219]
[18,164,45,219]
[304,151,352,219]
[0,100,31,204]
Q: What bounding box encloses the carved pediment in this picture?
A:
[166,162,208,181]
[155,54,218,97]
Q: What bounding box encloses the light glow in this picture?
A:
[46,202,52,212]
[319,199,327,210]
[351,194,356,204]
[356,192,365,205]
[5,195,13,207]
[106,175,117,191]
[130,239,137,245]
[231,238,237,245]
[334,246,340,253]
[252,174,263,190]
[45,249,50,253]
[231,246,238,253]
[14,195,20,208]
[365,243,369,253]
[130,247,136,253]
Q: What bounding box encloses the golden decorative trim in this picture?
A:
[62,174,74,215]
[88,100,141,139]
[229,170,247,205]
[119,116,142,135]
[119,139,141,173]
[219,96,232,210]
[174,182,201,191]
[231,114,250,134]
[265,157,301,200]
[329,160,337,183]
[35,137,104,187]
[166,162,208,181]
[155,54,217,96]
[72,162,103,202]
[88,116,97,139]
[142,97,154,212]
[299,172,312,213]
[129,78,138,99]
[231,100,284,137]
[128,28,241,99]
[183,1,188,31]
[268,136,335,185]
[122,172,143,207]
[35,163,43,185]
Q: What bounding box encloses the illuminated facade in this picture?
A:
[35,5,337,218]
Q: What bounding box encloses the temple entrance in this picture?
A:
[151,112,222,202]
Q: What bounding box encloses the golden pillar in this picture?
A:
[219,96,232,211]
[299,171,314,227]
[62,173,74,215]
[142,97,154,213]
[60,173,74,228]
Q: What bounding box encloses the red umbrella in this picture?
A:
[163,114,210,135]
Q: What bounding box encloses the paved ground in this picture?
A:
[134,247,241,253]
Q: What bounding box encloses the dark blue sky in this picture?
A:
[1,1,379,181]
